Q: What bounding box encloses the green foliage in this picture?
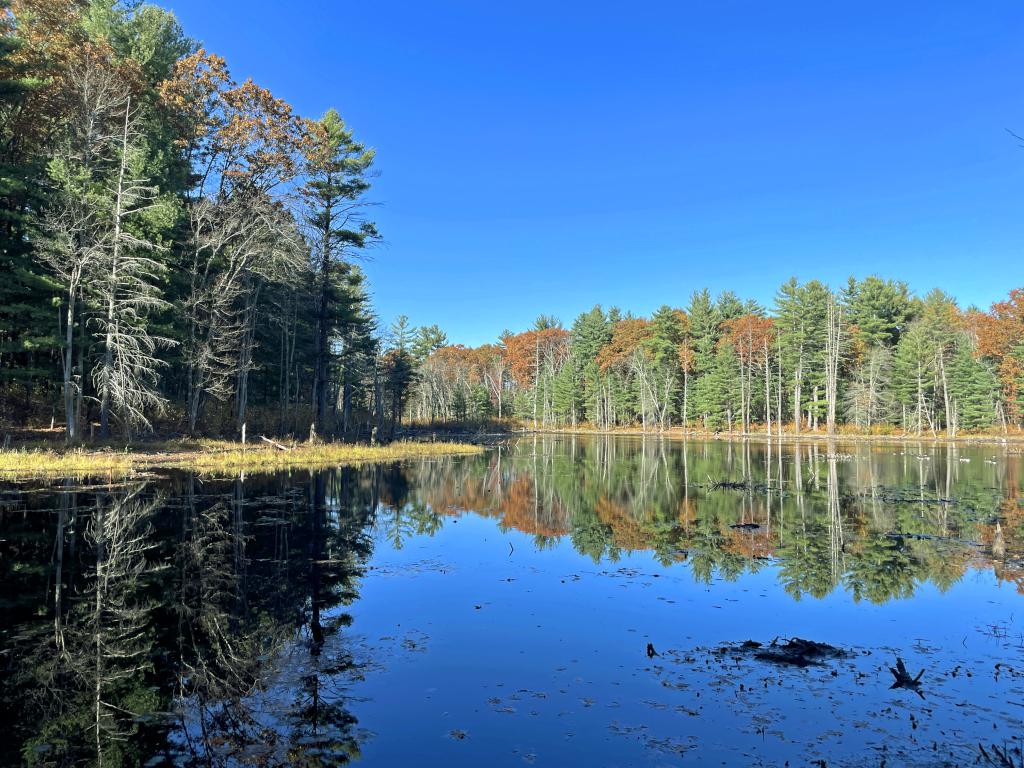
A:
[412,324,447,363]
[686,289,719,375]
[891,322,935,431]
[948,344,997,430]
[691,342,740,430]
[842,275,913,347]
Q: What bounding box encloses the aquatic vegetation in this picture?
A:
[0,440,483,478]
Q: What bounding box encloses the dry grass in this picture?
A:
[0,448,135,477]
[0,440,484,479]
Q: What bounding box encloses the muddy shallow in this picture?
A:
[2,436,1022,766]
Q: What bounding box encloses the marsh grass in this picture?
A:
[0,440,484,478]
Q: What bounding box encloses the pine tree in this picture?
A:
[391,315,414,354]
[569,305,611,424]
[692,342,740,430]
[891,322,935,434]
[0,2,60,415]
[686,289,718,376]
[412,324,447,363]
[948,344,997,431]
[842,275,913,348]
[303,108,378,436]
[552,358,582,426]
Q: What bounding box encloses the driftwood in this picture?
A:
[889,656,925,698]
[259,435,292,451]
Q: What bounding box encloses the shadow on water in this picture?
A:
[1,435,1022,766]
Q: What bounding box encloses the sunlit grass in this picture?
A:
[0,440,484,478]
[175,440,484,473]
[0,448,135,477]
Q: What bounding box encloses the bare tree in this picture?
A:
[183,192,305,433]
[37,47,127,442]
[482,350,508,419]
[93,96,174,437]
[824,293,844,435]
[845,346,892,429]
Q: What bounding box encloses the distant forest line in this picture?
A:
[399,280,1024,438]
[1,5,1023,442]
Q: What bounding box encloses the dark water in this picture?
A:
[2,437,1023,767]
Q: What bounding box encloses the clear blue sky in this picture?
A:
[166,0,1024,346]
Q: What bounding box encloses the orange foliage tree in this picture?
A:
[974,288,1024,422]
[595,319,652,373]
[722,314,776,432]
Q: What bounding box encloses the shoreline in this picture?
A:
[509,426,1024,447]
[0,439,485,478]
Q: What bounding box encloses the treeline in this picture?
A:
[0,0,404,441]
[5,6,1024,444]
[402,279,1024,436]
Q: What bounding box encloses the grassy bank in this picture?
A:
[0,439,484,478]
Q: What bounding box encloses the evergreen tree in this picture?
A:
[552,357,582,426]
[0,3,59,415]
[567,306,610,425]
[692,342,740,430]
[412,324,447,363]
[686,289,718,376]
[390,315,414,353]
[842,275,913,348]
[715,291,745,323]
[948,344,997,431]
[303,107,378,436]
[891,322,935,434]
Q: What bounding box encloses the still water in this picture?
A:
[1,436,1023,767]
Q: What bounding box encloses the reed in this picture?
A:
[0,440,484,478]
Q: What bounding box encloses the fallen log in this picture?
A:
[259,435,292,452]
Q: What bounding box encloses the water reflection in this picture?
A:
[399,436,1022,600]
[1,470,374,766]
[0,437,1022,765]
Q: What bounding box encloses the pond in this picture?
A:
[1,436,1023,767]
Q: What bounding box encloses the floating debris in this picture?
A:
[709,479,768,491]
[730,522,761,531]
[745,637,848,668]
[889,656,925,698]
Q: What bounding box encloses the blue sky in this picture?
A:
[166,1,1024,346]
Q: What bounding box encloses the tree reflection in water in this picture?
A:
[402,436,1022,600]
[0,436,1022,765]
[1,468,375,766]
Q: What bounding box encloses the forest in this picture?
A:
[0,0,394,442]
[403,282,1024,438]
[2,3,1024,443]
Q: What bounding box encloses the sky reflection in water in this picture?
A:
[1,436,1023,766]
